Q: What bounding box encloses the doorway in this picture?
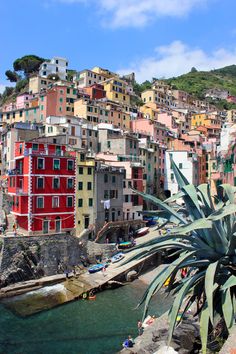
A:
[43,220,49,234]
[55,217,61,233]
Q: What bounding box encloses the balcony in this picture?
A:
[17,148,68,157]
[8,169,21,176]
[16,188,28,196]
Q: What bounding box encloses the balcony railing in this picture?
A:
[8,169,21,176]
[15,188,28,196]
[25,148,65,156]
[16,148,70,157]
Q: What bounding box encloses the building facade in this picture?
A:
[8,141,75,235]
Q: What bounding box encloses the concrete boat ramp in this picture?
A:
[0,229,161,316]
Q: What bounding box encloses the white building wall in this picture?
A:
[39,57,68,80]
[164,150,194,196]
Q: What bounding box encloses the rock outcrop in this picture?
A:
[0,235,116,288]
[120,312,200,354]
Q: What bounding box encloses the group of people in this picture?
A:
[122,319,144,349]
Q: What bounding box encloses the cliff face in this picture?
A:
[0,234,83,287]
[0,235,116,288]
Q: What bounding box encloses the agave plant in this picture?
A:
[128,158,236,353]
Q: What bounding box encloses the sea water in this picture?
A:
[0,279,173,354]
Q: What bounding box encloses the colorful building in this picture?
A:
[8,141,75,235]
[103,78,130,105]
[76,151,96,235]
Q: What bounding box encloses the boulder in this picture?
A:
[126,270,138,281]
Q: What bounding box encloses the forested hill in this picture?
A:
[165,65,236,105]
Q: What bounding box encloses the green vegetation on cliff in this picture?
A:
[166,65,236,100]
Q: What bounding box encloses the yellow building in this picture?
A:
[191,113,207,128]
[191,112,221,129]
[103,78,130,105]
[29,76,54,94]
[74,98,131,129]
[140,103,159,120]
[141,88,175,107]
[92,66,117,79]
[1,106,40,124]
[227,109,236,124]
[76,151,96,236]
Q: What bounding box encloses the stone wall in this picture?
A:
[0,234,116,287]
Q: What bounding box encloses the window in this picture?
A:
[179,163,183,169]
[78,182,83,190]
[37,177,44,189]
[79,167,83,174]
[89,198,93,207]
[52,196,59,208]
[87,182,92,190]
[80,154,85,162]
[53,159,60,170]
[107,141,111,148]
[78,198,83,207]
[104,174,108,183]
[67,160,74,171]
[37,158,45,170]
[53,177,60,189]
[32,143,38,151]
[67,178,73,189]
[88,167,92,175]
[171,173,174,180]
[104,190,109,199]
[37,197,44,208]
[67,196,73,207]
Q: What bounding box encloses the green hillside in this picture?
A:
[165,65,236,109]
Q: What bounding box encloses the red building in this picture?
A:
[83,84,106,100]
[8,141,75,235]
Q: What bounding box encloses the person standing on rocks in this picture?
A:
[137,320,143,336]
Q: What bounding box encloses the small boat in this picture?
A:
[111,252,124,263]
[88,263,108,274]
[118,241,135,250]
[88,295,96,300]
[135,227,149,237]
[143,216,157,226]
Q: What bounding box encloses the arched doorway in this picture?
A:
[55,216,61,233]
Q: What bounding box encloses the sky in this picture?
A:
[1,0,236,93]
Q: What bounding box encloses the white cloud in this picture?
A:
[99,0,207,28]
[54,0,208,28]
[118,41,236,82]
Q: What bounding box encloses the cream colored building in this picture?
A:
[76,151,96,236]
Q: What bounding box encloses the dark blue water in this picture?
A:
[0,280,172,354]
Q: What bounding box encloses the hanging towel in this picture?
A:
[104,200,110,209]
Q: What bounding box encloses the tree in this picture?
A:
[129,159,236,353]
[13,55,47,77]
[15,79,28,93]
[191,67,198,73]
[1,87,14,102]
[47,73,60,81]
[67,69,76,82]
[5,70,20,82]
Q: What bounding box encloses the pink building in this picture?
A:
[39,85,67,121]
[157,112,179,135]
[16,93,35,109]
